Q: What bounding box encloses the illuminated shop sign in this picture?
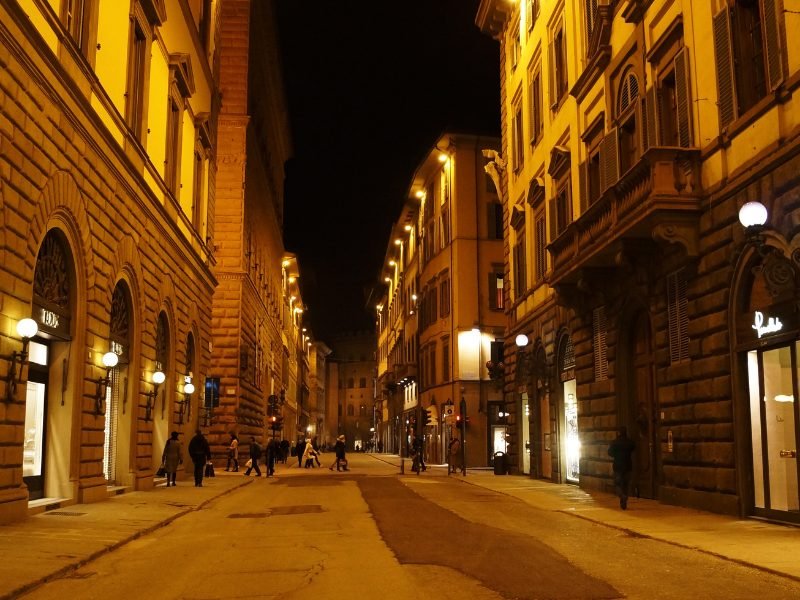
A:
[752,311,783,339]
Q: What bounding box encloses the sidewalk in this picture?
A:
[0,473,252,600]
[448,465,800,582]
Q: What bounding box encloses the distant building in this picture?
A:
[478,0,800,522]
[376,133,504,467]
[326,332,377,451]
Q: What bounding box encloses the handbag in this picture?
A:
[245,458,253,469]
[205,461,215,478]
[156,464,167,477]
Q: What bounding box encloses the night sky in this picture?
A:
[276,0,500,342]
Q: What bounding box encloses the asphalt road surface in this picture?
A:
[20,454,800,599]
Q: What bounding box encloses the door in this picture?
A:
[23,342,49,500]
[631,311,657,499]
[748,344,800,519]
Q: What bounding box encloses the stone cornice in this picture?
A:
[475,0,511,39]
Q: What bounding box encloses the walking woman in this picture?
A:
[225,432,239,472]
[162,431,183,487]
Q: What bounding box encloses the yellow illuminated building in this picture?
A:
[478,0,800,520]
[376,134,504,468]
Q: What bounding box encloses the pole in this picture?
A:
[460,397,467,476]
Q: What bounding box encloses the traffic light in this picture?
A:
[422,408,431,427]
[455,414,462,426]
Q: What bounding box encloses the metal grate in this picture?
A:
[46,511,86,517]
[269,505,323,516]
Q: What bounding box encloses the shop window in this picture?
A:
[667,270,689,363]
[713,0,783,129]
[593,306,608,381]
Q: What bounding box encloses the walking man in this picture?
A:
[244,436,262,476]
[608,426,636,510]
[188,429,211,487]
[266,438,277,477]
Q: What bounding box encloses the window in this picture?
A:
[347,377,354,388]
[649,47,693,149]
[490,341,504,365]
[347,405,354,416]
[554,178,572,237]
[360,404,367,417]
[529,66,543,145]
[198,0,213,51]
[126,19,150,143]
[713,0,783,128]
[513,227,527,298]
[586,145,602,207]
[62,0,95,59]
[488,202,503,240]
[359,377,366,388]
[430,344,437,386]
[585,0,599,48]
[512,99,524,173]
[192,121,212,233]
[165,56,194,197]
[440,279,451,318]
[442,337,450,382]
[510,20,521,70]
[534,211,546,282]
[550,20,569,108]
[667,270,689,363]
[593,306,608,381]
[489,271,505,310]
[441,207,450,247]
[526,0,539,32]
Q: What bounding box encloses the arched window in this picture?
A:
[617,68,640,174]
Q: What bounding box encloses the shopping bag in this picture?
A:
[205,462,215,478]
[245,458,253,469]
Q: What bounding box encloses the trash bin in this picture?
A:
[493,451,507,475]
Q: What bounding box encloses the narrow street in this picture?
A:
[17,454,800,600]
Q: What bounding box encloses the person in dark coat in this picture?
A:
[329,435,348,471]
[188,429,212,487]
[244,436,262,476]
[295,439,304,468]
[266,438,278,477]
[162,431,183,487]
[280,439,290,463]
[608,427,636,510]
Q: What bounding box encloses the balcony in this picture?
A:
[394,362,418,385]
[547,147,702,290]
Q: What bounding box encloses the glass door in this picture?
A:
[23,342,49,500]
[563,379,579,482]
[748,344,800,518]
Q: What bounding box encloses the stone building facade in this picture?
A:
[478,0,800,521]
[327,332,376,451]
[0,0,219,523]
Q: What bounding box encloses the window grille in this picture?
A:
[667,270,689,363]
[593,307,608,381]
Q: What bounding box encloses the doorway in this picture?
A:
[628,310,658,499]
[746,343,800,520]
[23,342,49,500]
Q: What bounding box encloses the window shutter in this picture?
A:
[712,7,737,129]
[548,40,556,109]
[667,270,689,363]
[489,273,497,310]
[599,129,619,192]
[578,160,588,214]
[565,177,573,228]
[548,197,557,243]
[674,48,693,148]
[644,86,659,150]
[593,306,608,381]
[761,0,784,91]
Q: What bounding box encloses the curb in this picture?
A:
[2,478,253,600]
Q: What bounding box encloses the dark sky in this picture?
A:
[276,0,500,342]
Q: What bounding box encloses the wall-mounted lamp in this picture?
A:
[394,238,402,246]
[3,318,38,402]
[738,201,770,256]
[438,153,448,163]
[145,369,165,422]
[177,375,194,424]
[94,351,119,415]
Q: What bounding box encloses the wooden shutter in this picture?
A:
[713,7,737,129]
[489,273,497,309]
[645,87,659,149]
[548,40,556,109]
[761,0,784,91]
[674,48,693,148]
[578,160,588,214]
[548,197,557,242]
[599,130,619,193]
[667,270,689,363]
[592,306,608,381]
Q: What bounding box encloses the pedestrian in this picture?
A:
[312,437,322,467]
[412,436,426,472]
[188,429,212,487]
[448,435,462,474]
[225,432,239,472]
[329,434,348,471]
[295,438,304,468]
[162,431,183,487]
[608,426,636,510]
[280,439,290,464]
[266,438,278,477]
[244,436,262,476]
[302,438,316,468]
[377,440,383,453]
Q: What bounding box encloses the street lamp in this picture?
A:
[2,318,38,402]
[145,369,165,422]
[94,351,119,415]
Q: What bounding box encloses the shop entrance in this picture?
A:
[23,342,49,500]
[746,343,799,520]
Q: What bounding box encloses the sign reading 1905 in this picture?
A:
[40,308,59,329]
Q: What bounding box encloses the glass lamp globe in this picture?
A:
[102,351,119,368]
[184,382,195,395]
[738,201,768,228]
[17,318,38,339]
[515,334,529,348]
[152,370,166,385]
